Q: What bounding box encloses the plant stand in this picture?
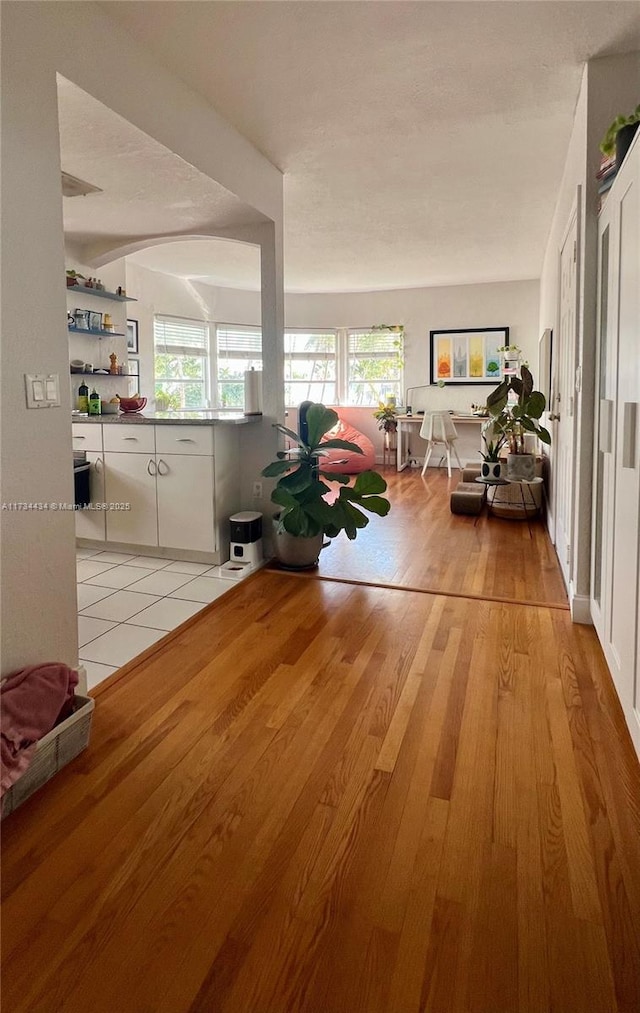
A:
[383,429,397,467]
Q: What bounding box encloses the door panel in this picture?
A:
[104,452,158,546]
[553,205,579,589]
[609,172,639,712]
[156,455,215,553]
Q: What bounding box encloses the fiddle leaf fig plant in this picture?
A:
[485,364,551,454]
[262,403,391,540]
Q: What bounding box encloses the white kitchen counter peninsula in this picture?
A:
[72,415,255,560]
[72,411,256,426]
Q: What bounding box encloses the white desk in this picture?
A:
[395,414,485,472]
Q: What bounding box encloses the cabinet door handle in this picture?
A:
[157,458,169,476]
[94,458,102,473]
[147,458,157,476]
[176,438,195,442]
[622,402,638,469]
[123,436,138,441]
[74,435,86,440]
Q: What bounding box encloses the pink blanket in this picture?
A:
[1,663,78,797]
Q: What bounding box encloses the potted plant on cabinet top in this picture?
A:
[261,403,391,569]
[485,364,551,481]
[600,104,640,168]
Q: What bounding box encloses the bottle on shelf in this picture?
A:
[77,380,89,413]
[88,388,101,416]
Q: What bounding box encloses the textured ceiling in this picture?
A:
[127,239,262,291]
[57,77,267,257]
[74,1,640,291]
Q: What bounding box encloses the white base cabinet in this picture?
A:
[73,422,241,563]
[104,452,158,547]
[156,454,215,553]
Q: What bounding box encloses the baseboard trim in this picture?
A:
[569,591,592,625]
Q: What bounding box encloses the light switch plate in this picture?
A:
[25,373,60,408]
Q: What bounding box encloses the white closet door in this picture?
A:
[608,150,640,742]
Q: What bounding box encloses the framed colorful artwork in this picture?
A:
[429,327,510,385]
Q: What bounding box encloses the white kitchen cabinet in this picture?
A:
[155,425,214,457]
[591,134,640,757]
[103,425,155,455]
[76,421,242,562]
[156,454,216,552]
[72,423,103,453]
[104,451,159,547]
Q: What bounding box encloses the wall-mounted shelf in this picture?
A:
[68,326,125,338]
[70,372,127,378]
[66,285,137,303]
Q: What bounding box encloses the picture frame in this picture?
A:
[429,327,510,385]
[126,319,139,354]
[88,311,102,331]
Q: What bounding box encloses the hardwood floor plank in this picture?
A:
[1,514,638,1013]
[313,468,569,607]
[384,796,449,1013]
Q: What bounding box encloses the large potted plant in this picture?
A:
[485,364,551,480]
[261,403,391,569]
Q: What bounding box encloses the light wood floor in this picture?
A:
[315,468,568,608]
[2,471,639,1012]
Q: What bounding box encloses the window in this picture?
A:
[346,328,403,406]
[215,324,262,409]
[154,316,209,410]
[284,330,337,406]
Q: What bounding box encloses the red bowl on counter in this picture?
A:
[118,396,147,413]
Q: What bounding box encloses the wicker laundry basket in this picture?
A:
[2,695,95,819]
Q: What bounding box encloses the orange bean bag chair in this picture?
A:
[320,417,376,474]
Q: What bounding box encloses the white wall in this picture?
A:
[0,2,283,675]
[539,52,640,617]
[0,28,79,674]
[127,266,539,460]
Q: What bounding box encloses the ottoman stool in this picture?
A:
[450,481,485,516]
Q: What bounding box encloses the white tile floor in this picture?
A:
[77,548,242,690]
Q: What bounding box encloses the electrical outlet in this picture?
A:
[252,481,262,498]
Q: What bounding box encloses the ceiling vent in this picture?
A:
[61,171,103,198]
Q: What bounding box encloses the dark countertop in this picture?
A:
[72,411,258,426]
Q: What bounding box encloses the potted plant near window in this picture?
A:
[485,364,551,481]
[261,403,391,569]
[372,402,398,434]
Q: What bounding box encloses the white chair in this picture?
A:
[420,412,463,477]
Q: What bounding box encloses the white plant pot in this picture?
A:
[481,461,502,481]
